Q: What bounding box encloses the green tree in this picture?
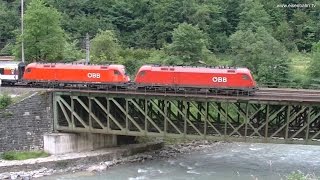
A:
[230,27,290,83]
[273,21,296,51]
[46,0,115,40]
[308,42,320,82]
[291,11,316,52]
[190,2,227,52]
[14,0,66,62]
[0,1,19,54]
[165,23,212,65]
[238,0,271,31]
[90,30,121,63]
[62,39,84,62]
[260,0,286,29]
[152,0,197,48]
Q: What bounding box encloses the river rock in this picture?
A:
[86,164,107,172]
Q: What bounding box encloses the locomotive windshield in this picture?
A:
[242,74,250,80]
[114,70,120,75]
[139,71,146,76]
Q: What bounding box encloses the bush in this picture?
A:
[0,94,12,109]
[286,171,319,180]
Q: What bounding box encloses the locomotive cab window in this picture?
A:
[26,68,31,73]
[139,71,146,76]
[242,74,249,80]
[114,70,120,75]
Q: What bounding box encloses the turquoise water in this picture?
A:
[43,142,320,180]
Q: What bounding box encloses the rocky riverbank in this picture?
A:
[0,141,163,179]
[0,140,221,179]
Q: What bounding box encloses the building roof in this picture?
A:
[0,56,15,61]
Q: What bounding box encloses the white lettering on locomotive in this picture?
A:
[212,77,227,83]
[87,73,101,78]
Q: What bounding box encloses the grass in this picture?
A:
[1,151,49,160]
[288,52,311,85]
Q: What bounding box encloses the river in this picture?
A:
[42,142,320,180]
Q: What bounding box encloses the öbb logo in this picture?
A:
[212,77,227,83]
[87,73,101,78]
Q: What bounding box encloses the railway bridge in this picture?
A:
[52,88,320,145]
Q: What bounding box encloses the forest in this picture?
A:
[0,0,320,87]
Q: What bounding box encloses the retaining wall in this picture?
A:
[0,91,53,152]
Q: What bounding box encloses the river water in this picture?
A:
[44,142,320,180]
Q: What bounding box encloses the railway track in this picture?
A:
[258,87,320,94]
[2,85,320,103]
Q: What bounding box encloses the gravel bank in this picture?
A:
[0,142,163,179]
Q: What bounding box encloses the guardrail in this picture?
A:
[258,81,320,90]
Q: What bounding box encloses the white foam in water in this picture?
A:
[129,176,147,180]
[179,162,186,167]
[187,170,201,175]
[137,169,148,173]
[249,148,262,151]
[167,159,176,165]
[187,166,193,170]
[206,171,216,175]
[157,169,163,173]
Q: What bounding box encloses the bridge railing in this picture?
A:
[60,85,257,97]
[258,81,320,90]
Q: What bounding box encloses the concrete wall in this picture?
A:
[44,133,117,155]
[0,91,53,152]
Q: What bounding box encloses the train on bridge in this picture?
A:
[0,61,257,94]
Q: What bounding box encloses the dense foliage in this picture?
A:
[230,27,290,83]
[165,23,212,66]
[90,30,122,64]
[1,0,320,86]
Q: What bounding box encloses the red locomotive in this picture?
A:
[134,65,257,93]
[4,62,257,95]
[23,63,130,87]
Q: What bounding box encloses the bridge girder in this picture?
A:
[53,91,320,145]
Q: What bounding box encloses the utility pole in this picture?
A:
[21,0,25,63]
[86,33,90,65]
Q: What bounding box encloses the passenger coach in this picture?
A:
[0,61,25,85]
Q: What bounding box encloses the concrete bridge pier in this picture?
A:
[44,133,117,155]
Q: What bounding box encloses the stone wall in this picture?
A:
[0,91,53,152]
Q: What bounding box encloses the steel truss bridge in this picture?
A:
[53,88,320,145]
